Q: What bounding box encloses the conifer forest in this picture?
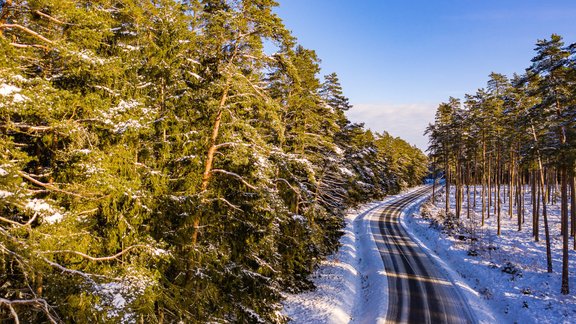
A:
[427,34,576,299]
[0,0,428,322]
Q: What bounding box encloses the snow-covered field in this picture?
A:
[405,185,576,324]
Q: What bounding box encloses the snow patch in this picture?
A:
[72,50,107,65]
[93,273,155,323]
[44,212,64,224]
[118,43,141,51]
[151,248,169,257]
[334,146,345,156]
[100,99,151,134]
[291,214,306,222]
[0,83,28,103]
[75,149,92,155]
[0,83,21,96]
[188,71,202,80]
[338,166,355,177]
[25,199,65,224]
[11,93,28,103]
[25,199,55,213]
[11,75,28,82]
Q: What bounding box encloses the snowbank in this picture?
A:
[282,200,387,323]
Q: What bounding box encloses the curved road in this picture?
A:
[370,186,476,324]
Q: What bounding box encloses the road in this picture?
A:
[370,186,476,324]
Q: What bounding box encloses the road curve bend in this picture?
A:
[371,186,476,324]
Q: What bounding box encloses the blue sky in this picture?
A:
[274,0,576,150]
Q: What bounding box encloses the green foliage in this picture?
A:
[0,0,428,322]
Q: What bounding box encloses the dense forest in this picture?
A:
[0,0,428,322]
[427,34,576,295]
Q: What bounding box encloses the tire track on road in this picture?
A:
[371,186,476,324]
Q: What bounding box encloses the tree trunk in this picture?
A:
[482,137,486,225]
[191,82,231,246]
[541,167,552,273]
[570,173,576,250]
[561,166,569,294]
[536,172,541,242]
[488,153,492,219]
[432,165,436,202]
[532,170,538,240]
[445,157,450,215]
[509,151,514,219]
[467,162,471,219]
[473,160,477,208]
[455,162,461,218]
[517,168,522,231]
[531,124,552,271]
[497,149,501,236]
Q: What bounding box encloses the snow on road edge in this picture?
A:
[282,196,393,323]
[350,200,390,324]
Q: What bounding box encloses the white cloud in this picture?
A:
[345,102,437,151]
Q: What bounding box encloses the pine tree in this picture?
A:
[526,34,573,294]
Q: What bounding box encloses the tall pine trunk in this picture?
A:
[497,149,501,236]
[455,162,461,218]
[192,82,231,246]
[445,157,450,216]
[481,137,486,226]
[467,162,471,219]
[509,151,514,219]
[531,124,552,272]
[532,170,538,241]
[541,167,552,273]
[570,173,576,250]
[517,168,523,231]
[488,153,492,219]
[432,165,436,202]
[561,166,569,294]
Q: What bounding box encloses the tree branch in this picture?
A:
[210,169,257,190]
[0,23,54,44]
[39,244,148,262]
[207,197,243,212]
[9,42,49,50]
[274,178,301,197]
[0,215,24,227]
[0,298,59,324]
[34,10,66,25]
[18,171,86,198]
[9,123,54,132]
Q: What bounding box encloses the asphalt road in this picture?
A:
[371,186,476,324]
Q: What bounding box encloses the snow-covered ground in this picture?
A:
[281,199,384,323]
[405,185,576,324]
[282,187,495,323]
